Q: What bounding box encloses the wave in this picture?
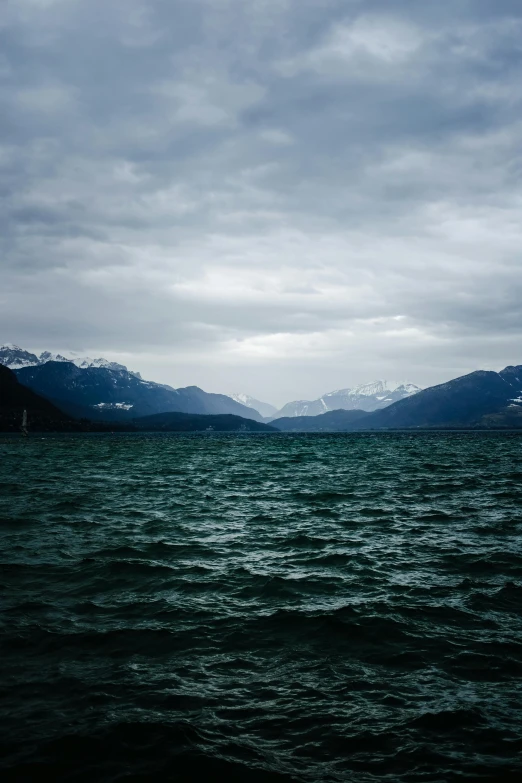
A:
[2,432,522,782]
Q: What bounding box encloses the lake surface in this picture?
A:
[1,432,522,782]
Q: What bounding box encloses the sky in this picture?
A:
[1,0,521,407]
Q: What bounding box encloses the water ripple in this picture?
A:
[1,432,522,782]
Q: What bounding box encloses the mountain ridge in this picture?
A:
[272,381,421,418]
[13,362,265,422]
[350,368,522,430]
[270,366,522,431]
[230,393,277,419]
[1,346,419,418]
[1,345,279,419]
[0,364,72,431]
[4,359,522,432]
[4,344,522,430]
[0,344,141,377]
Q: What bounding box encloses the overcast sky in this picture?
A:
[1,0,521,405]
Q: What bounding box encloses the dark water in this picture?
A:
[1,433,522,782]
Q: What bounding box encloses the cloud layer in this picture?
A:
[2,0,521,404]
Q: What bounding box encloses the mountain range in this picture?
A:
[0,364,276,433]
[1,345,421,421]
[230,393,278,419]
[2,345,521,431]
[0,345,273,420]
[13,361,265,422]
[0,363,70,431]
[271,381,421,418]
[271,366,522,431]
[350,367,522,430]
[0,344,141,376]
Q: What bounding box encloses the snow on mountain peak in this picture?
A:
[0,344,140,377]
[349,380,403,396]
[274,380,422,418]
[231,393,250,405]
[323,380,421,399]
[230,393,277,418]
[39,351,70,363]
[0,345,41,369]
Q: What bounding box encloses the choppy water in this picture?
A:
[1,433,522,782]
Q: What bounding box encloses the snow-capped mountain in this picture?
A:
[272,381,422,418]
[70,356,140,376]
[347,367,522,430]
[10,355,265,423]
[0,344,141,377]
[230,394,277,419]
[13,362,267,422]
[340,380,420,398]
[0,345,42,369]
[272,367,522,431]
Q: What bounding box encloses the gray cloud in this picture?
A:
[1,0,521,404]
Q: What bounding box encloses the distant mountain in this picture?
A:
[133,412,277,432]
[0,363,274,433]
[0,364,70,431]
[270,367,522,431]
[272,409,369,432]
[0,344,141,377]
[14,361,264,422]
[230,393,277,418]
[273,381,421,418]
[0,344,42,370]
[2,344,273,421]
[350,367,522,430]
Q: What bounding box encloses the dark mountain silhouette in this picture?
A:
[133,412,277,432]
[272,366,522,431]
[479,406,522,428]
[14,362,264,422]
[6,360,522,433]
[272,409,369,432]
[0,364,70,431]
[0,363,277,433]
[351,368,522,429]
[499,364,522,388]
